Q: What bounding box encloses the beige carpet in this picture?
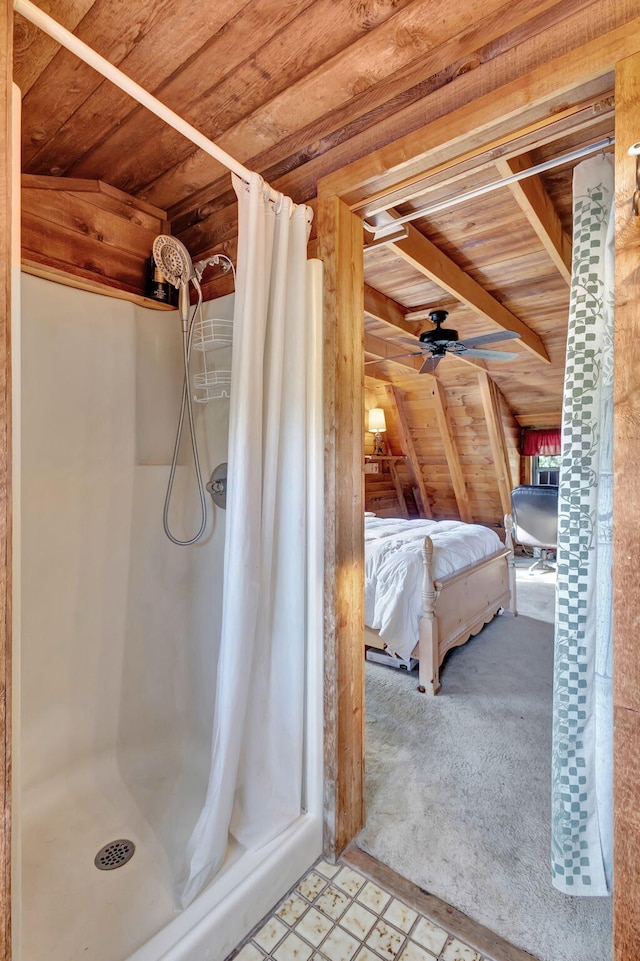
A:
[358,566,612,961]
[512,557,556,622]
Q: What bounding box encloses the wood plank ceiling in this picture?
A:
[14,0,623,509]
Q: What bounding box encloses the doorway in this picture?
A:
[319,43,640,961]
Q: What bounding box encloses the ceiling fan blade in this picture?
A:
[456,330,521,349]
[454,347,520,360]
[396,336,426,351]
[419,354,442,374]
[364,350,423,365]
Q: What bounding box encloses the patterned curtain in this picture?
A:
[552,155,614,896]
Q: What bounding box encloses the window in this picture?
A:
[533,454,560,486]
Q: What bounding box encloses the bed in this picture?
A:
[365,514,517,694]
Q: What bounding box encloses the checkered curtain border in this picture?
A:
[551,154,614,896]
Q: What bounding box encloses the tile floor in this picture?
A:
[228,860,489,961]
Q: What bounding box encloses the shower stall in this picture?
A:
[11,8,324,955]
[13,270,324,961]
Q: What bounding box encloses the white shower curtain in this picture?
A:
[179,172,313,907]
[552,154,614,896]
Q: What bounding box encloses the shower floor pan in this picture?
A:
[20,755,320,961]
[21,756,185,961]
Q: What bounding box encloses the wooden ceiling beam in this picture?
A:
[495,152,572,284]
[357,100,613,221]
[174,102,589,241]
[364,284,416,335]
[170,1,619,236]
[387,222,551,363]
[365,370,394,386]
[384,384,433,519]
[322,7,639,208]
[172,87,613,256]
[478,370,514,516]
[364,332,424,373]
[431,381,473,523]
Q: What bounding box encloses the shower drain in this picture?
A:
[94,839,136,871]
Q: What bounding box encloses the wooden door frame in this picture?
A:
[611,49,640,956]
[1,0,12,956]
[318,24,640,961]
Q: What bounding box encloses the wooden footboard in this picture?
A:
[366,515,517,695]
[417,514,517,694]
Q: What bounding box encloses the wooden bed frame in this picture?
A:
[365,515,518,695]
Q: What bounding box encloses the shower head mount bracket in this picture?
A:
[193,254,234,282]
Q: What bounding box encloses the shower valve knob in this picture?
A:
[207,463,228,509]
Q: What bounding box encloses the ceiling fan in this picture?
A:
[367,309,521,374]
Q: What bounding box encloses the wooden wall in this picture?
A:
[1,0,11,955]
[613,49,640,959]
[365,373,520,528]
[21,175,172,308]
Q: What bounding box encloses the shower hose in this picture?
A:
[163,278,208,546]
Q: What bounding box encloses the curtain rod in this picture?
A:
[13,0,281,205]
[365,136,615,238]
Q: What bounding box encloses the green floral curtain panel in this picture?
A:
[552,154,614,896]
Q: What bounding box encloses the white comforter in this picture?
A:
[365,517,503,660]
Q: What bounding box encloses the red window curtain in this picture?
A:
[522,428,561,456]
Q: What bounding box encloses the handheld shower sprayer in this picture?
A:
[152,234,193,287]
[152,235,194,333]
[151,235,234,547]
[152,237,234,332]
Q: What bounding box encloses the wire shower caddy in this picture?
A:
[192,317,232,402]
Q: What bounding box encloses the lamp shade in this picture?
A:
[368,408,387,433]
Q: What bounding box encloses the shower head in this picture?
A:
[153,234,198,331]
[152,235,194,289]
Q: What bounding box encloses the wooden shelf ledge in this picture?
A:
[22,261,177,311]
[364,454,406,461]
